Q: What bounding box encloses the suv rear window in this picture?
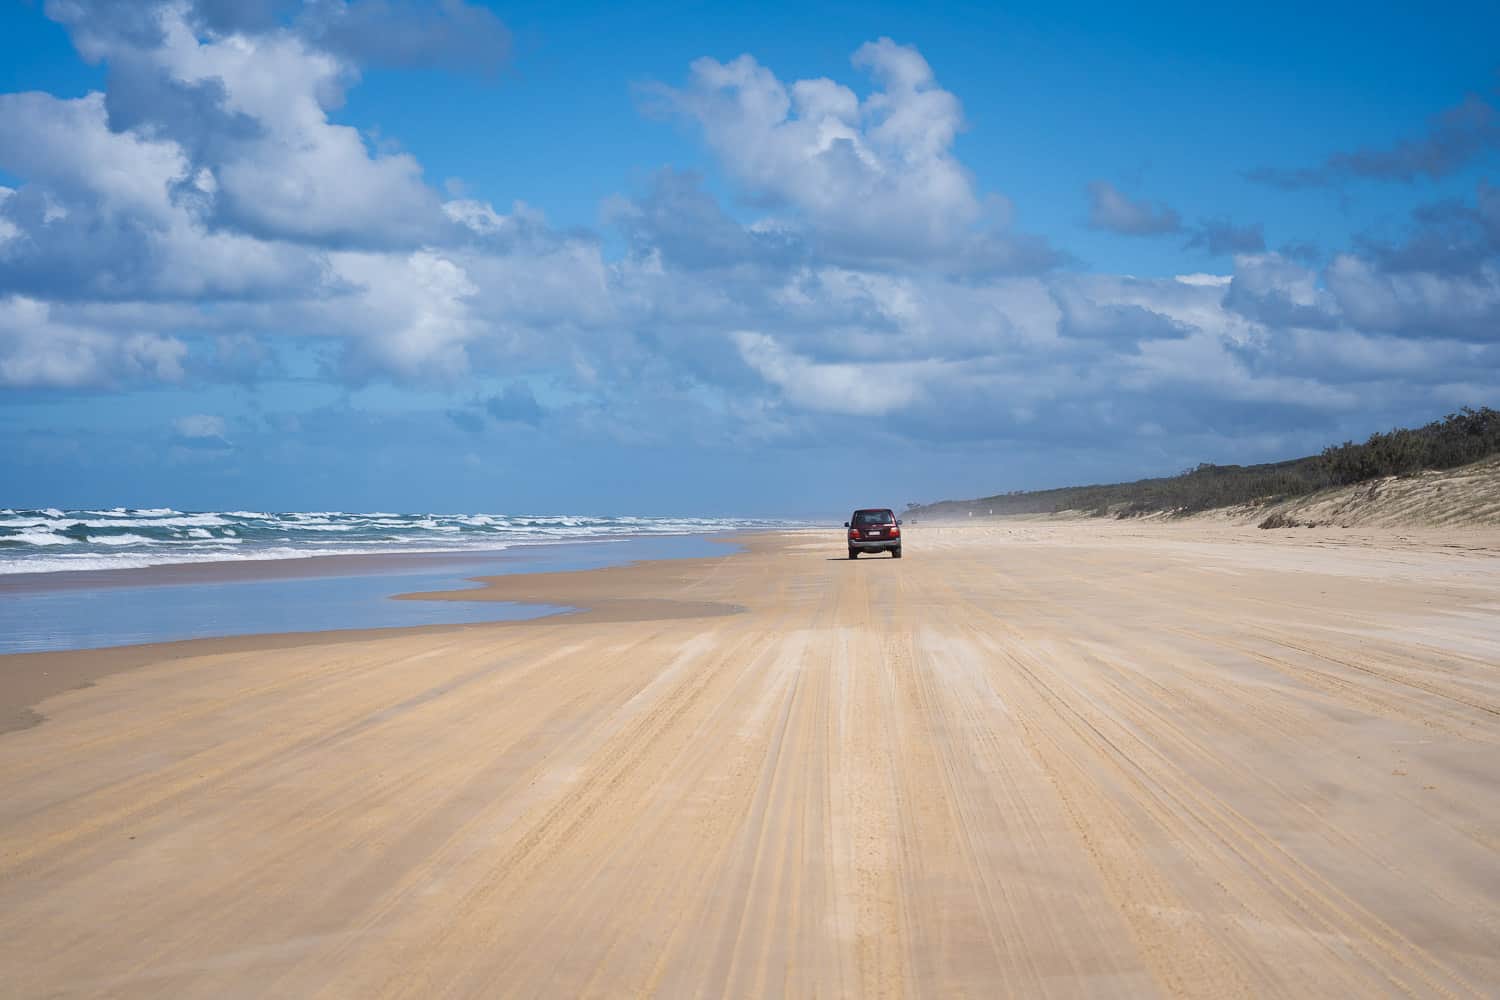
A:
[853,511,894,526]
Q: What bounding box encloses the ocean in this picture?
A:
[0,508,793,576]
[0,534,742,654]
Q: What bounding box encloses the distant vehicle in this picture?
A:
[845,508,902,559]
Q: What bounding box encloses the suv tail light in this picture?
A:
[890,525,900,537]
[848,528,860,540]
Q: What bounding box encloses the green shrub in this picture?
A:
[911,407,1499,520]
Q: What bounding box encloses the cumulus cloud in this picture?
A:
[2,11,1497,467]
[1296,184,1500,341]
[24,2,448,260]
[649,39,1058,272]
[607,169,802,273]
[0,0,567,383]
[732,331,937,416]
[49,0,511,75]
[0,295,187,388]
[1223,252,1338,328]
[0,89,184,218]
[150,5,445,248]
[1053,288,1191,343]
[1325,254,1500,340]
[0,90,316,301]
[1250,94,1500,189]
[324,250,480,380]
[1085,181,1181,235]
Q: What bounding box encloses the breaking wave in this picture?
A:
[0,508,792,575]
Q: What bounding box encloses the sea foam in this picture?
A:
[0,508,793,574]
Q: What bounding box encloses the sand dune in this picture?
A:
[2,525,1499,997]
[1212,456,1500,529]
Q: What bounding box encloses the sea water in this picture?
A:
[0,508,787,575]
[0,534,737,654]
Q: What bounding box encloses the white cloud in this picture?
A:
[173,413,227,439]
[442,198,557,249]
[733,330,937,415]
[0,295,187,388]
[444,198,512,235]
[654,39,1051,270]
[1325,254,1500,339]
[0,89,319,299]
[0,13,1495,465]
[1224,252,1338,327]
[150,5,443,247]
[323,250,480,379]
[0,90,186,221]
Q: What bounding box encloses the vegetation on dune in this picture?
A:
[1319,407,1500,485]
[908,407,1500,521]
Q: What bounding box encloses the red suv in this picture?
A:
[845,508,902,559]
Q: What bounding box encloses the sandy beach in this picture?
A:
[2,523,1499,997]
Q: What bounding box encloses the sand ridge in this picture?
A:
[1,524,1498,996]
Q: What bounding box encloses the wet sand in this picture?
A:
[2,524,1499,996]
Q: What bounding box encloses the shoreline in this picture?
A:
[0,532,776,736]
[0,530,741,595]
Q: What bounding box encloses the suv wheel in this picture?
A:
[892,547,902,558]
[848,548,859,559]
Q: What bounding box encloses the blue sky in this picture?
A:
[1,0,1498,516]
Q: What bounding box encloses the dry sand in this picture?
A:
[2,524,1499,997]
[1209,455,1500,529]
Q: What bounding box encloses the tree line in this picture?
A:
[909,407,1500,520]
